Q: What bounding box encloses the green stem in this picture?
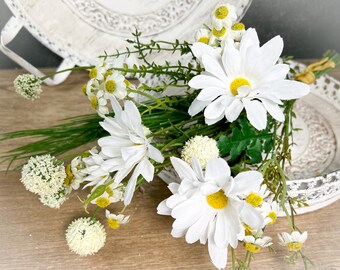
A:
[231,248,236,269]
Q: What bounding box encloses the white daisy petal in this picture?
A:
[188,98,211,116]
[272,80,310,100]
[231,171,264,195]
[205,158,231,187]
[197,87,225,101]
[189,75,227,89]
[240,202,264,230]
[260,35,284,68]
[202,54,228,82]
[260,98,285,122]
[225,98,244,122]
[243,99,268,130]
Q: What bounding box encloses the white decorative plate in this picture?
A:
[1,0,252,84]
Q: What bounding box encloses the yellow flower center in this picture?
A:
[232,22,245,31]
[81,84,87,96]
[106,186,113,197]
[244,223,253,235]
[90,96,98,110]
[212,27,227,38]
[107,218,120,229]
[89,68,97,79]
[124,79,130,87]
[246,192,263,207]
[64,164,74,187]
[267,211,277,225]
[206,190,229,209]
[230,78,251,96]
[286,242,303,252]
[198,36,210,44]
[245,243,261,253]
[215,6,229,19]
[105,80,116,94]
[96,197,110,208]
[104,70,113,80]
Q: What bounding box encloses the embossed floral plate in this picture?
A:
[1,0,252,84]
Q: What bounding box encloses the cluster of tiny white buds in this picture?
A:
[13,74,42,100]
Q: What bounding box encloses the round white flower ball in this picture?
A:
[66,217,106,256]
[181,135,219,169]
[21,155,66,196]
[39,184,69,209]
[13,74,42,100]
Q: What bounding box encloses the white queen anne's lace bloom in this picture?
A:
[66,217,106,256]
[158,157,264,269]
[181,135,219,169]
[21,155,66,196]
[39,184,69,209]
[97,97,164,205]
[13,74,42,100]
[188,28,310,130]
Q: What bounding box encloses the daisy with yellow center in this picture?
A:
[211,3,237,31]
[231,22,246,42]
[278,231,308,252]
[103,71,127,100]
[88,90,109,117]
[105,210,130,229]
[260,201,280,225]
[195,28,211,45]
[243,235,273,253]
[188,28,310,130]
[157,157,264,269]
[90,182,125,208]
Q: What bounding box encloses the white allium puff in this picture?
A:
[13,74,42,100]
[66,217,106,256]
[39,184,69,209]
[21,155,66,196]
[181,135,219,169]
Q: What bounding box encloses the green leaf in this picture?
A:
[217,118,274,163]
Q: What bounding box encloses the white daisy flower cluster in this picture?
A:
[158,157,265,269]
[90,182,125,208]
[189,27,310,130]
[13,74,42,100]
[66,217,106,256]
[194,2,244,48]
[83,97,164,205]
[64,156,86,191]
[83,62,136,117]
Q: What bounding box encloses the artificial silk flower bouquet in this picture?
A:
[2,2,339,269]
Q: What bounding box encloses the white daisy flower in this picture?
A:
[157,157,264,269]
[188,28,310,130]
[241,184,270,208]
[260,200,280,225]
[244,235,273,253]
[102,71,127,100]
[278,231,308,252]
[105,210,130,229]
[211,2,237,31]
[39,184,69,209]
[90,182,125,208]
[82,149,111,190]
[13,74,42,100]
[191,42,222,68]
[231,22,246,42]
[181,135,219,169]
[66,217,106,256]
[97,97,164,205]
[68,156,86,190]
[21,155,66,196]
[88,63,109,81]
[195,27,211,44]
[88,90,109,117]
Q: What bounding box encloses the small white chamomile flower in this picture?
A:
[278,231,308,252]
[181,135,219,169]
[211,2,237,30]
[103,71,127,100]
[90,182,125,208]
[66,217,106,256]
[105,210,130,229]
[244,235,273,253]
[242,184,270,208]
[260,200,280,225]
[89,90,109,117]
[39,184,69,209]
[67,156,86,190]
[13,74,42,100]
[88,63,109,81]
[231,22,246,42]
[195,27,211,44]
[21,155,66,196]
